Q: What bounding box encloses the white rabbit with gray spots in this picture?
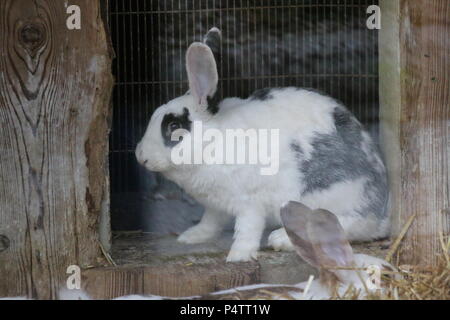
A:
[135,28,389,262]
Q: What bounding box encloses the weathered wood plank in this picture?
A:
[0,0,113,298]
[82,262,260,299]
[80,233,387,299]
[380,0,449,266]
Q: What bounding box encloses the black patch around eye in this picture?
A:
[169,121,181,131]
[161,108,192,147]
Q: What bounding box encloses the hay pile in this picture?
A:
[361,214,449,300]
[339,256,450,300]
[328,222,449,300]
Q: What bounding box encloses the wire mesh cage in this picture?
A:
[108,0,379,231]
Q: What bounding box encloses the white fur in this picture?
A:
[137,89,338,261]
[135,31,388,262]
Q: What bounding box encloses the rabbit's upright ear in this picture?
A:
[307,209,355,271]
[281,202,355,271]
[203,27,222,58]
[280,201,320,268]
[186,42,218,109]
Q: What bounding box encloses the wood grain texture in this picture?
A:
[80,234,387,299]
[0,0,113,298]
[82,261,260,299]
[380,0,449,266]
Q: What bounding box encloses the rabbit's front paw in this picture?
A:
[177,224,216,244]
[226,243,258,262]
[268,228,295,251]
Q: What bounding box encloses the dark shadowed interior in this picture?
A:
[108,0,379,232]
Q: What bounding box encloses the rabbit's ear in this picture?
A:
[203,27,222,57]
[281,202,355,272]
[186,42,218,108]
[281,201,321,268]
[307,209,355,271]
[203,28,222,86]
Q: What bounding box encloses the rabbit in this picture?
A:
[135,27,389,262]
[56,202,396,300]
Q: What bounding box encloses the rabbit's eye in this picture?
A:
[169,121,181,132]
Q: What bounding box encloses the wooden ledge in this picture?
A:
[82,232,388,299]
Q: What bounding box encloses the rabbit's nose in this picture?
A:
[135,144,149,167]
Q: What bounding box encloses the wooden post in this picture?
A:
[0,0,113,298]
[380,0,449,267]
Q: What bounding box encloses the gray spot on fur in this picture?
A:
[250,88,274,101]
[291,106,388,219]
